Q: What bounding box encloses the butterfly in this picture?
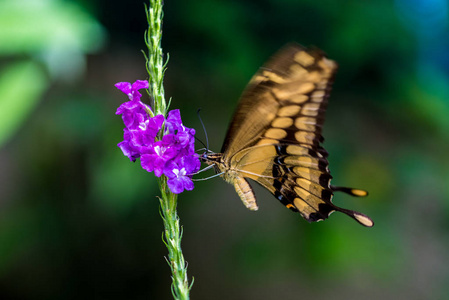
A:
[201,44,374,227]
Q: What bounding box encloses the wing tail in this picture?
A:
[333,207,374,227]
[331,185,368,197]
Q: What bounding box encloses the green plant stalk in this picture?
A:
[144,0,167,117]
[157,176,191,299]
[144,0,191,299]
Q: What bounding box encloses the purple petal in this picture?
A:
[184,155,201,174]
[181,176,194,191]
[132,80,149,90]
[118,140,139,162]
[153,162,165,177]
[115,80,149,102]
[161,133,176,145]
[167,177,184,194]
[163,160,177,179]
[166,109,182,133]
[128,128,152,148]
[167,174,194,194]
[140,154,155,172]
[167,109,181,123]
[115,82,132,94]
[140,153,167,177]
[175,131,190,148]
[149,114,165,135]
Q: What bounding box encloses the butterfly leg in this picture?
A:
[190,164,216,175]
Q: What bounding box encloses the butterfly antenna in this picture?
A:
[194,136,207,150]
[197,108,210,151]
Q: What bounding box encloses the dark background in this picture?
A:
[0,0,448,299]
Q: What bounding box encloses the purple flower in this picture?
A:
[117,105,149,130]
[118,128,141,162]
[164,156,201,194]
[115,80,201,194]
[131,114,165,147]
[115,80,149,101]
[166,109,183,133]
[117,114,164,162]
[140,134,178,177]
[165,109,197,151]
[115,80,152,131]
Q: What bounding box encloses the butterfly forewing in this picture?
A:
[221,45,334,155]
[206,44,373,227]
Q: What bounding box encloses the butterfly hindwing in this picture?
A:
[230,141,334,223]
[204,44,374,227]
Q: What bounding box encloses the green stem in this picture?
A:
[144,0,167,117]
[145,0,191,299]
[158,177,191,299]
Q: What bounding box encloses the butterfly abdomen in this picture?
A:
[218,160,259,211]
[202,152,259,211]
[232,177,258,211]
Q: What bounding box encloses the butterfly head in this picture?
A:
[200,151,221,164]
[199,151,227,174]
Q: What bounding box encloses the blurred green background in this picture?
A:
[1,0,449,299]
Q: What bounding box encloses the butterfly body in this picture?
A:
[202,44,373,227]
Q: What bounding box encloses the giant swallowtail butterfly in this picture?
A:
[201,44,374,227]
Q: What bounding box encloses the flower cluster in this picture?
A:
[115,80,200,194]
